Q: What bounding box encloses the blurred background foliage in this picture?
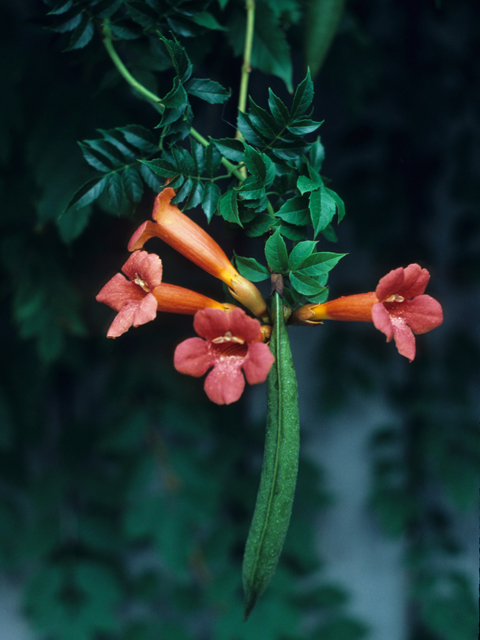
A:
[0,1,478,640]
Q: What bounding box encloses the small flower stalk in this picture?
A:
[290,264,443,361]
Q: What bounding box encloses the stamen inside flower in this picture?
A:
[134,274,150,292]
[212,331,245,345]
[384,294,404,303]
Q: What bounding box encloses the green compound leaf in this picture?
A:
[219,189,241,226]
[265,228,289,273]
[234,254,270,282]
[309,186,337,237]
[288,241,318,270]
[242,292,300,619]
[184,78,230,104]
[289,271,327,296]
[202,181,221,221]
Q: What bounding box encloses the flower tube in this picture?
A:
[290,264,443,361]
[96,251,235,338]
[128,188,269,321]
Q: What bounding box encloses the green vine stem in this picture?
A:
[236,0,255,140]
[101,23,244,181]
[102,22,276,218]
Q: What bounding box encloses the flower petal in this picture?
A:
[372,301,394,341]
[106,301,138,338]
[242,342,275,385]
[397,264,430,299]
[375,267,405,301]
[204,362,245,405]
[193,308,229,341]
[96,274,144,312]
[174,337,213,377]
[122,251,163,289]
[389,294,443,335]
[227,307,263,343]
[132,292,158,327]
[390,317,416,361]
[128,221,163,252]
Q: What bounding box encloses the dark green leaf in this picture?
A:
[191,11,227,30]
[79,143,114,173]
[321,223,338,242]
[184,78,230,104]
[98,129,137,160]
[211,137,245,163]
[295,252,346,276]
[265,228,289,273]
[106,172,125,210]
[204,142,222,176]
[162,78,188,110]
[119,125,158,153]
[251,3,293,91]
[310,187,337,237]
[325,186,346,221]
[219,190,241,225]
[244,145,267,182]
[57,205,92,242]
[47,0,73,16]
[290,70,314,120]
[109,21,142,40]
[123,167,144,203]
[65,15,94,50]
[288,241,318,270]
[237,111,266,147]
[139,164,164,190]
[159,35,192,83]
[290,272,327,296]
[234,254,270,282]
[64,176,108,212]
[248,98,279,139]
[297,174,322,195]
[202,182,221,221]
[141,159,178,179]
[304,0,346,79]
[268,89,290,127]
[287,118,322,136]
[310,137,326,170]
[276,196,310,226]
[83,138,126,167]
[49,7,82,33]
[279,222,308,241]
[237,176,266,200]
[244,214,274,237]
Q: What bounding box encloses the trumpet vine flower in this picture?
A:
[96,251,232,338]
[128,188,269,321]
[290,264,443,361]
[174,307,275,405]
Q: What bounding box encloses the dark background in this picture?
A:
[0,1,478,639]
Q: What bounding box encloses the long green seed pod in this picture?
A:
[242,291,300,619]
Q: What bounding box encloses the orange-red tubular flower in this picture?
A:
[128,188,269,321]
[96,251,236,338]
[290,264,443,361]
[152,283,236,315]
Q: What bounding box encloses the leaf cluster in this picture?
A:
[42,0,226,51]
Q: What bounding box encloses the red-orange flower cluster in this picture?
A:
[96,188,273,404]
